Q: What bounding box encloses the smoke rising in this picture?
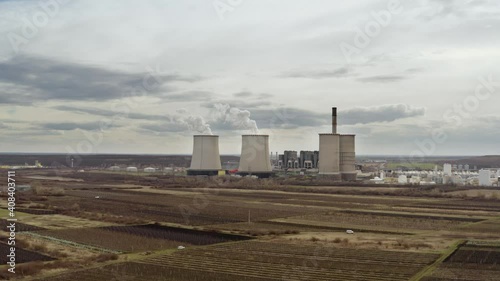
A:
[172,109,212,134]
[182,115,213,135]
[211,103,259,133]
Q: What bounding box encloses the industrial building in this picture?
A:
[300,151,319,169]
[238,135,273,178]
[281,150,299,169]
[187,135,222,176]
[276,151,319,169]
[479,169,492,186]
[318,107,357,181]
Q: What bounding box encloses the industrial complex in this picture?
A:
[2,106,499,186]
[185,107,357,180]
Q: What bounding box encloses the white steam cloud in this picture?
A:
[211,103,259,133]
[173,109,212,134]
[182,115,213,135]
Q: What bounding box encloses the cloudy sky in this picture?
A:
[0,0,499,156]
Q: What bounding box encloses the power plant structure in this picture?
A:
[319,107,356,181]
[187,135,222,176]
[237,135,273,178]
[185,107,356,181]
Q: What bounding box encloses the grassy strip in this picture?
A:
[22,232,121,254]
[409,239,465,281]
[0,208,31,218]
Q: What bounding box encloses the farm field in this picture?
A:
[0,169,499,280]
[35,240,440,281]
[422,242,500,281]
[34,224,249,252]
[0,243,54,264]
[289,210,484,232]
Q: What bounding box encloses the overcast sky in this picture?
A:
[0,0,499,156]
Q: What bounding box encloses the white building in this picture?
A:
[108,166,120,171]
[398,175,408,184]
[443,163,452,176]
[369,177,384,184]
[409,176,421,184]
[478,169,492,186]
[126,167,138,172]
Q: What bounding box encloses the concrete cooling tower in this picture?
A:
[187,135,222,176]
[238,135,273,178]
[318,107,356,181]
[318,133,340,178]
[340,134,356,181]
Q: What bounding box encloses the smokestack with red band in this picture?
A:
[332,107,337,134]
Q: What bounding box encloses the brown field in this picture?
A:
[422,243,500,281]
[36,240,440,281]
[34,224,249,252]
[0,169,499,280]
[34,227,183,252]
[0,243,54,264]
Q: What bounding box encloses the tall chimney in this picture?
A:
[332,107,337,134]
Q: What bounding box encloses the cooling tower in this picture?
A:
[340,134,356,181]
[318,133,340,178]
[318,107,356,181]
[187,135,222,176]
[238,135,273,178]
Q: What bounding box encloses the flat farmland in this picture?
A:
[14,214,118,230]
[34,224,249,252]
[43,189,320,225]
[35,262,278,281]
[137,240,440,281]
[35,240,441,281]
[7,169,500,280]
[291,210,483,232]
[0,243,54,264]
[0,219,46,232]
[422,243,500,281]
[34,227,182,252]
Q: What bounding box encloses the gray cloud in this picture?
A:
[0,122,10,129]
[209,104,427,131]
[258,93,273,99]
[357,75,408,83]
[419,0,498,21]
[53,105,166,121]
[233,91,253,97]
[341,104,426,125]
[40,121,116,131]
[139,122,189,134]
[202,100,272,110]
[245,107,325,129]
[281,67,351,79]
[162,90,214,102]
[0,55,202,105]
